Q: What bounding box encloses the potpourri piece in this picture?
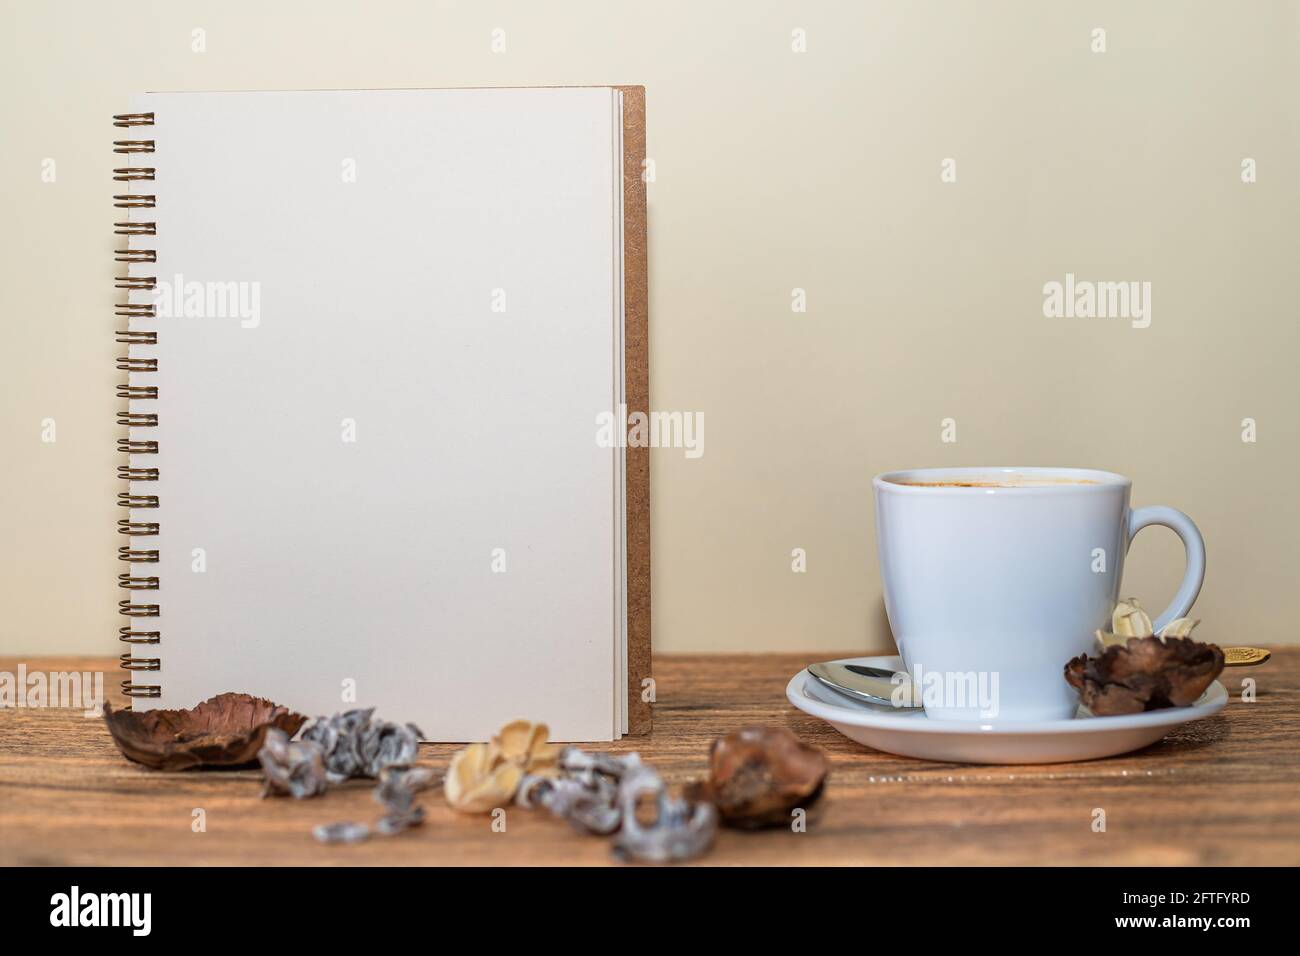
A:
[1066,636,1225,715]
[445,719,558,812]
[258,727,329,799]
[685,726,828,829]
[103,692,306,770]
[257,711,433,841]
[517,748,634,834]
[373,765,434,835]
[519,745,717,862]
[299,708,424,783]
[610,760,717,863]
[312,821,371,845]
[1068,600,1225,715]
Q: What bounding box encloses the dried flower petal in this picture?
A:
[1112,598,1154,638]
[520,772,623,834]
[1098,602,1201,649]
[103,693,306,771]
[301,711,362,781]
[375,806,426,836]
[444,721,559,813]
[380,765,439,793]
[521,747,716,859]
[1159,617,1200,639]
[611,762,716,863]
[313,821,370,844]
[374,767,428,834]
[492,719,560,772]
[299,709,422,783]
[360,721,422,777]
[445,743,524,812]
[258,727,328,799]
[304,762,433,842]
[496,719,535,760]
[1065,636,1225,715]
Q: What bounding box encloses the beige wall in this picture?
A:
[2,0,1296,656]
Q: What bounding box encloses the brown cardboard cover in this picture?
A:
[617,86,652,734]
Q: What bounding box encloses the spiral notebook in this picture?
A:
[114,87,650,741]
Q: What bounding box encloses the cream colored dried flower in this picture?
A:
[1094,597,1200,648]
[1158,616,1200,639]
[1112,598,1153,638]
[493,719,561,773]
[444,720,559,813]
[444,743,524,813]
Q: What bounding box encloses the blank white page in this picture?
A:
[127,89,623,740]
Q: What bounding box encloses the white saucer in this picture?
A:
[786,655,1228,764]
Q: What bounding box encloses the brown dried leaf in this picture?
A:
[1065,636,1225,716]
[690,727,828,829]
[103,693,306,770]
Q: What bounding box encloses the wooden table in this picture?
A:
[2,652,1296,865]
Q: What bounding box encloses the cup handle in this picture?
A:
[1126,505,1206,633]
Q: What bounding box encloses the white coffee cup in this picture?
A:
[872,467,1205,722]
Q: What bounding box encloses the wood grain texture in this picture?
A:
[1,652,1296,866]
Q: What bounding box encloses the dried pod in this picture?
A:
[611,762,717,863]
[558,745,636,781]
[258,727,329,799]
[359,720,423,777]
[519,771,623,834]
[371,766,431,834]
[444,742,524,812]
[380,765,439,793]
[690,727,828,829]
[308,764,433,843]
[1065,636,1225,716]
[299,708,423,782]
[519,747,644,834]
[516,746,716,862]
[103,693,306,770]
[301,710,365,781]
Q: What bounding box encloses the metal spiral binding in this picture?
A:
[116,330,156,346]
[115,276,156,290]
[114,112,160,701]
[113,113,155,127]
[118,519,159,535]
[113,194,155,209]
[117,385,158,399]
[116,357,158,373]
